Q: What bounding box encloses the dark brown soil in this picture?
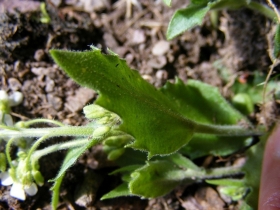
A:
[0,0,279,209]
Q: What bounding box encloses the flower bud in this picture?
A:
[92,126,110,138]
[103,135,132,147]
[17,151,27,160]
[0,90,10,114]
[102,145,114,154]
[15,121,27,128]
[107,148,125,161]
[83,104,107,119]
[96,116,110,125]
[32,170,44,186]
[0,153,6,172]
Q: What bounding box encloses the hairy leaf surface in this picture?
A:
[50,49,196,158]
[161,79,251,158]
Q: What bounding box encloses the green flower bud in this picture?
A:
[15,121,27,128]
[107,148,125,161]
[0,153,6,172]
[31,160,40,171]
[92,126,110,138]
[96,116,110,125]
[17,151,27,160]
[16,138,27,149]
[32,170,44,186]
[102,145,114,154]
[8,168,17,180]
[232,93,254,115]
[83,104,108,119]
[0,90,10,114]
[103,135,132,147]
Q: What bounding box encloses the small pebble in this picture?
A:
[66,88,95,112]
[45,77,55,92]
[8,78,22,91]
[47,94,63,111]
[14,60,23,72]
[152,40,170,56]
[131,29,146,44]
[156,70,168,80]
[34,49,46,62]
[147,56,167,69]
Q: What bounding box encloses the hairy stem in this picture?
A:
[32,138,88,160]
[24,119,64,127]
[194,122,261,136]
[0,126,94,139]
[5,138,17,169]
[183,166,243,181]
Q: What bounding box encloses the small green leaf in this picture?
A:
[50,139,99,182]
[101,183,132,200]
[167,4,210,40]
[206,179,245,187]
[129,160,186,198]
[51,172,65,209]
[164,153,200,170]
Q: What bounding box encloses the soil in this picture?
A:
[0,0,280,209]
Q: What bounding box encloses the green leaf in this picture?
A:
[273,24,280,59]
[49,139,98,208]
[181,134,252,159]
[167,4,210,40]
[51,171,65,209]
[163,153,200,170]
[191,0,209,5]
[50,49,196,158]
[129,160,186,198]
[50,139,99,182]
[161,79,245,124]
[206,178,245,187]
[162,0,172,6]
[101,183,132,200]
[161,78,251,158]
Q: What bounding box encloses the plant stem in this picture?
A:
[5,138,17,169]
[183,166,243,181]
[266,0,280,22]
[24,119,64,127]
[194,123,261,136]
[247,1,276,21]
[32,138,88,161]
[0,126,94,139]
